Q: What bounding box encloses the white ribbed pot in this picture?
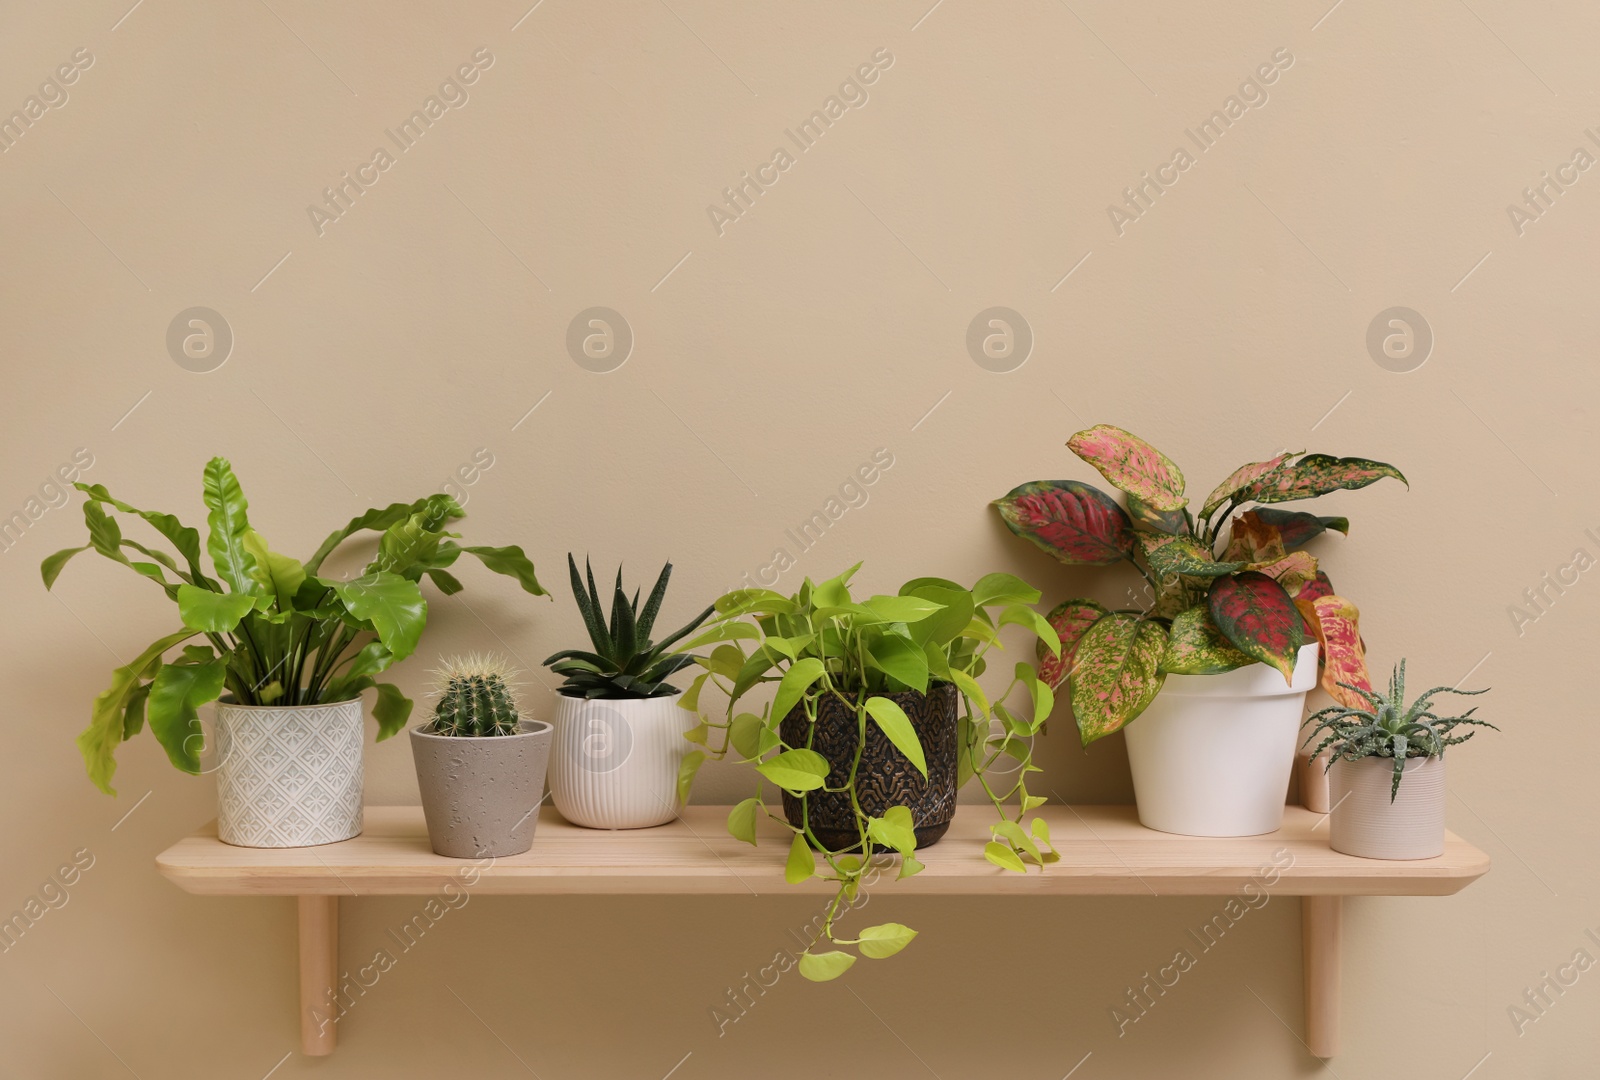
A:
[547,691,691,829]
[1124,642,1319,837]
[215,698,364,848]
[1329,755,1446,860]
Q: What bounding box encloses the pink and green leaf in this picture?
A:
[1035,599,1109,690]
[1297,570,1336,604]
[1221,510,1288,565]
[1126,493,1188,535]
[1067,425,1186,512]
[1208,571,1306,685]
[1160,606,1253,675]
[1239,454,1407,505]
[1139,533,1243,580]
[993,481,1135,566]
[1250,550,1320,598]
[1069,614,1168,744]
[1199,451,1297,519]
[1296,594,1372,708]
[1250,507,1349,550]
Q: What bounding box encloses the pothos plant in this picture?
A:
[678,564,1062,981]
[994,425,1406,743]
[42,457,546,794]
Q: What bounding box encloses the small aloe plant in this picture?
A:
[428,655,521,737]
[1302,660,1496,800]
[543,555,714,699]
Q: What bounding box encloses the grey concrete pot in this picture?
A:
[410,719,553,858]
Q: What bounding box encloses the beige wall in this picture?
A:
[2,0,1594,1075]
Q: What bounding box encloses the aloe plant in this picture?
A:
[42,457,546,793]
[428,655,521,737]
[994,425,1405,744]
[1303,660,1495,799]
[543,555,714,699]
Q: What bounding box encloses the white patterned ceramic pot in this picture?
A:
[215,698,364,848]
[1329,755,1446,860]
[548,692,690,829]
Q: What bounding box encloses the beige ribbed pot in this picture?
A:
[1329,755,1446,860]
[547,691,690,829]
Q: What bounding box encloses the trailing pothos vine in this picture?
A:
[676,565,1062,980]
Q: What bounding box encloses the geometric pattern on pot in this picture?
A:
[215,699,364,848]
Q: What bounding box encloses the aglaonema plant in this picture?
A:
[994,425,1406,744]
[42,457,546,793]
[678,564,1062,981]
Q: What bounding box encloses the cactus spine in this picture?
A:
[429,655,521,737]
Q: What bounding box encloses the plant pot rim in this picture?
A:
[217,695,362,711]
[410,718,553,742]
[554,687,683,702]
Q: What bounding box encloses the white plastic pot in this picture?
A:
[1329,755,1446,860]
[547,691,691,829]
[1124,642,1319,837]
[215,698,364,848]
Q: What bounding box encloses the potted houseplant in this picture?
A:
[680,564,1062,980]
[1304,661,1494,859]
[410,655,554,858]
[542,556,713,829]
[994,425,1405,837]
[41,458,546,848]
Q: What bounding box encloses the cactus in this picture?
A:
[428,654,521,737]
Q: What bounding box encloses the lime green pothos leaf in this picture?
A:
[898,855,925,880]
[785,831,815,883]
[857,923,918,959]
[999,604,1061,657]
[754,748,831,792]
[972,572,1041,607]
[984,841,1027,873]
[770,657,826,723]
[902,585,975,647]
[798,950,856,982]
[1067,424,1186,511]
[866,634,930,693]
[1208,571,1306,685]
[863,696,928,778]
[727,797,761,846]
[993,480,1135,566]
[676,750,705,805]
[1161,606,1254,675]
[147,658,227,773]
[949,669,991,720]
[1036,599,1109,691]
[866,805,918,855]
[860,594,946,624]
[1069,614,1168,745]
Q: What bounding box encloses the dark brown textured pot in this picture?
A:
[778,682,959,852]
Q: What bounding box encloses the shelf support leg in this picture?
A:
[1302,895,1342,1058]
[298,895,338,1056]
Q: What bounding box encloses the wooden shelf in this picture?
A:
[155,805,1489,1058]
